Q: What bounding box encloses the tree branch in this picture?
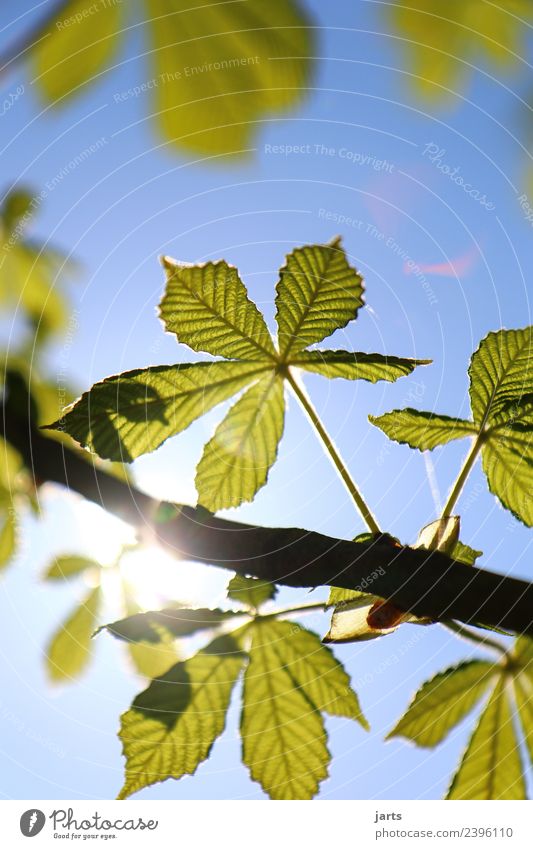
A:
[2,372,533,637]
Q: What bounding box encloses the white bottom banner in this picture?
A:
[2,800,532,848]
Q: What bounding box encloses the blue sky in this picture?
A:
[1,0,532,800]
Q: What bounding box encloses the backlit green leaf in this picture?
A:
[264,620,367,726]
[227,574,277,610]
[415,516,460,555]
[447,678,526,799]
[514,676,533,764]
[241,620,330,799]
[121,586,179,680]
[196,372,285,511]
[451,541,483,566]
[469,328,533,428]
[48,361,267,461]
[481,427,533,526]
[44,555,101,581]
[388,661,496,747]
[160,257,276,360]
[118,635,244,799]
[101,607,240,643]
[46,586,101,682]
[369,409,476,450]
[31,0,124,103]
[293,350,430,382]
[276,239,364,358]
[146,0,313,155]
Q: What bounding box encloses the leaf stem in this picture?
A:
[285,368,380,533]
[440,432,485,519]
[258,601,327,621]
[442,619,508,656]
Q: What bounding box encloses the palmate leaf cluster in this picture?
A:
[389,636,533,799]
[51,238,427,512]
[370,327,533,526]
[101,576,367,800]
[30,0,313,157]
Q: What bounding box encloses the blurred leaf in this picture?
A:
[50,361,268,461]
[241,619,330,799]
[227,574,277,610]
[159,257,276,360]
[294,350,430,382]
[44,555,101,581]
[31,0,124,103]
[447,678,526,799]
[0,510,17,572]
[369,409,476,450]
[388,661,496,747]
[146,0,313,155]
[101,607,240,643]
[0,189,73,344]
[118,635,244,799]
[275,238,364,357]
[389,1,533,100]
[195,373,285,510]
[46,586,101,682]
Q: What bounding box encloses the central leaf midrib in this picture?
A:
[80,365,270,429]
[208,372,280,499]
[484,681,505,800]
[175,272,276,361]
[476,334,532,431]
[280,251,337,360]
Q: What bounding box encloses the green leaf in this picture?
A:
[44,555,101,581]
[469,328,533,428]
[1,189,34,232]
[264,620,367,726]
[31,0,124,103]
[276,239,364,358]
[146,0,313,155]
[160,258,276,361]
[46,586,101,682]
[227,574,277,609]
[241,620,330,799]
[514,676,533,765]
[121,585,179,680]
[196,372,285,511]
[388,661,496,747]
[481,427,533,526]
[47,361,267,461]
[118,635,244,799]
[293,350,430,382]
[447,678,526,799]
[415,516,460,555]
[369,409,476,451]
[451,541,483,566]
[0,510,17,572]
[514,635,533,678]
[100,607,240,643]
